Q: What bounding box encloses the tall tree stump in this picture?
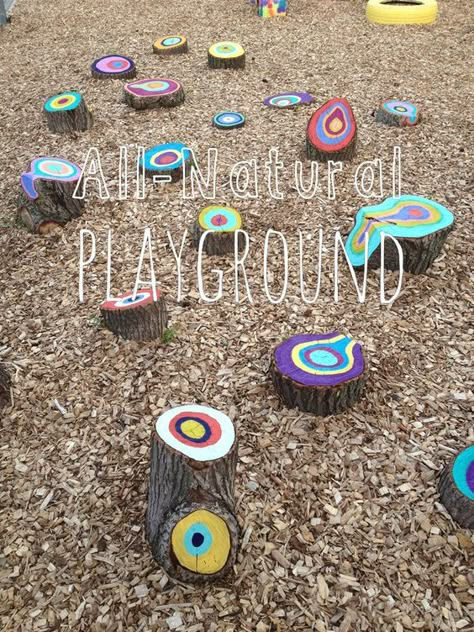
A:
[153,35,188,55]
[18,157,84,234]
[258,0,287,17]
[439,446,474,529]
[306,98,357,162]
[192,205,245,256]
[44,92,93,134]
[264,91,314,109]
[146,404,239,584]
[141,142,192,182]
[100,289,168,341]
[271,332,366,416]
[208,42,245,69]
[344,195,455,274]
[0,363,11,408]
[123,78,184,110]
[91,55,136,80]
[374,100,420,127]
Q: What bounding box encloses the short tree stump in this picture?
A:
[153,35,188,55]
[192,205,244,255]
[208,42,245,69]
[100,288,168,341]
[91,55,136,80]
[306,97,357,162]
[123,78,185,110]
[0,363,11,408]
[141,142,191,182]
[264,91,314,109]
[439,446,474,529]
[212,111,246,130]
[44,92,93,134]
[374,100,420,127]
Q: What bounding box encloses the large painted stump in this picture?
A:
[374,100,420,127]
[344,195,455,274]
[208,42,245,69]
[146,404,239,584]
[123,78,185,110]
[306,98,357,162]
[44,92,93,134]
[192,205,244,256]
[258,0,287,17]
[153,35,188,55]
[91,55,136,80]
[439,446,474,529]
[0,363,11,408]
[263,91,314,109]
[271,332,366,416]
[141,142,191,182]
[18,157,84,234]
[100,289,168,341]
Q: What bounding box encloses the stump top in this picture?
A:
[212,111,246,129]
[153,35,187,51]
[44,91,82,112]
[379,99,420,126]
[155,404,235,461]
[141,142,190,172]
[345,195,455,267]
[307,98,356,154]
[263,92,314,108]
[20,157,82,200]
[101,288,160,311]
[274,332,365,387]
[452,445,474,501]
[198,206,242,232]
[208,41,245,59]
[124,78,182,98]
[91,54,135,76]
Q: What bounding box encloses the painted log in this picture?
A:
[344,195,455,274]
[306,98,357,162]
[18,157,84,234]
[123,78,185,110]
[263,91,314,109]
[374,100,420,127]
[271,332,366,416]
[140,142,192,182]
[212,111,246,130]
[44,92,93,134]
[439,446,474,529]
[0,363,11,408]
[192,205,245,256]
[208,42,245,69]
[153,35,188,55]
[258,0,287,18]
[91,55,136,80]
[100,289,168,341]
[146,404,239,584]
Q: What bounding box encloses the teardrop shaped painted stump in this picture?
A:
[44,92,93,134]
[18,157,84,234]
[306,98,357,162]
[123,78,185,110]
[0,363,11,409]
[192,205,245,256]
[100,289,168,341]
[271,332,366,416]
[208,42,245,69]
[153,35,188,55]
[146,404,239,584]
[141,142,192,183]
[344,195,455,274]
[91,55,136,80]
[374,100,420,127]
[438,446,474,529]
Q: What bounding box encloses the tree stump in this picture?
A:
[208,42,245,69]
[44,92,93,134]
[263,91,314,109]
[153,35,188,55]
[141,142,191,182]
[212,111,246,130]
[146,404,239,584]
[439,446,474,529]
[258,0,287,17]
[123,78,184,110]
[91,55,136,80]
[100,289,168,341]
[344,195,455,274]
[18,157,84,234]
[306,98,357,162]
[374,100,420,127]
[192,206,245,255]
[271,332,366,416]
[0,363,11,408]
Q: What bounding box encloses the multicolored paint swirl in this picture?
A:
[101,288,158,311]
[44,92,82,112]
[141,142,189,172]
[263,92,314,108]
[124,78,182,98]
[452,446,474,501]
[381,100,420,126]
[274,332,364,387]
[91,54,135,76]
[259,0,287,17]
[307,98,356,154]
[198,206,242,232]
[20,157,82,200]
[345,195,454,267]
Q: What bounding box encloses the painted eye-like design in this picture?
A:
[101,289,156,310]
[20,157,82,200]
[212,111,246,130]
[141,142,190,173]
[381,100,420,126]
[308,98,356,148]
[153,35,188,54]
[209,41,244,58]
[198,206,242,232]
[44,92,82,112]
[91,55,136,79]
[124,78,182,98]
[263,92,313,109]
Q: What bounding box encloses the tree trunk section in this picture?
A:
[153,37,188,55]
[123,85,185,110]
[306,135,357,163]
[100,294,168,341]
[192,222,245,256]
[44,100,93,134]
[439,448,474,529]
[0,363,11,408]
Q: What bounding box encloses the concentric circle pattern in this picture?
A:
[208,41,245,59]
[154,35,187,51]
[307,98,356,153]
[141,142,189,172]
[213,111,246,129]
[124,78,181,98]
[381,100,419,126]
[263,92,314,108]
[20,157,82,200]
[44,92,82,112]
[91,54,135,76]
[198,206,242,232]
[101,288,158,311]
[452,446,474,501]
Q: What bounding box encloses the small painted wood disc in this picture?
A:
[44,92,82,112]
[452,446,474,501]
[307,98,356,154]
[379,100,420,126]
[198,206,242,232]
[274,332,365,387]
[208,41,245,59]
[263,92,314,109]
[91,55,135,77]
[212,111,245,129]
[20,157,82,200]
[101,288,158,311]
[141,142,189,172]
[124,78,182,98]
[154,35,188,53]
[156,404,235,461]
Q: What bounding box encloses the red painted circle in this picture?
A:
[211,214,228,227]
[168,411,222,448]
[408,208,424,217]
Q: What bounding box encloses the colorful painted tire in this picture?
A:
[153,35,188,55]
[306,98,357,162]
[43,92,93,133]
[374,100,420,127]
[140,142,191,181]
[91,55,136,79]
[208,42,245,69]
[123,78,185,110]
[193,206,244,255]
[439,446,474,529]
[366,0,438,25]
[100,288,168,341]
[212,111,246,130]
[263,92,314,109]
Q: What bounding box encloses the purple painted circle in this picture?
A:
[467,461,474,494]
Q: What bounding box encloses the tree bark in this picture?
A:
[439,450,474,529]
[306,135,357,163]
[44,99,93,134]
[122,85,185,110]
[208,53,245,69]
[100,294,168,341]
[0,364,11,408]
[153,37,188,55]
[192,222,245,256]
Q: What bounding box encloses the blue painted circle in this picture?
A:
[183,522,212,556]
[213,111,245,129]
[452,446,474,500]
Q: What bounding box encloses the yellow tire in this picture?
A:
[366,0,438,25]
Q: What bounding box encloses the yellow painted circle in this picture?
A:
[171,509,231,575]
[198,205,242,232]
[366,0,438,25]
[180,419,206,440]
[209,41,245,59]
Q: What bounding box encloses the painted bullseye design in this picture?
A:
[381,100,419,126]
[306,98,356,161]
[263,92,314,108]
[452,446,474,500]
[44,92,82,112]
[213,111,245,129]
[101,288,157,311]
[198,206,241,232]
[142,142,189,172]
[153,35,188,54]
[91,54,135,77]
[20,157,82,200]
[124,78,181,98]
[209,41,244,58]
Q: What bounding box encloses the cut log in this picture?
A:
[18,157,84,234]
[374,99,420,127]
[0,363,11,408]
[271,332,366,416]
[258,0,287,17]
[100,289,168,341]
[91,54,136,80]
[141,142,192,182]
[344,195,455,274]
[208,42,245,69]
[192,205,244,256]
[263,91,314,108]
[123,78,184,110]
[212,111,246,130]
[146,404,239,584]
[306,97,357,162]
[438,445,474,529]
[153,35,188,55]
[44,92,93,134]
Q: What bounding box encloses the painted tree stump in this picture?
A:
[374,100,420,127]
[344,195,455,274]
[439,446,474,529]
[306,98,357,162]
[212,111,246,130]
[208,42,245,69]
[258,0,287,18]
[100,289,168,341]
[146,404,239,584]
[91,55,136,80]
[18,157,84,234]
[123,78,185,110]
[0,363,11,408]
[192,206,244,255]
[264,91,314,109]
[271,332,366,416]
[44,92,93,134]
[153,35,188,55]
[140,142,191,182]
